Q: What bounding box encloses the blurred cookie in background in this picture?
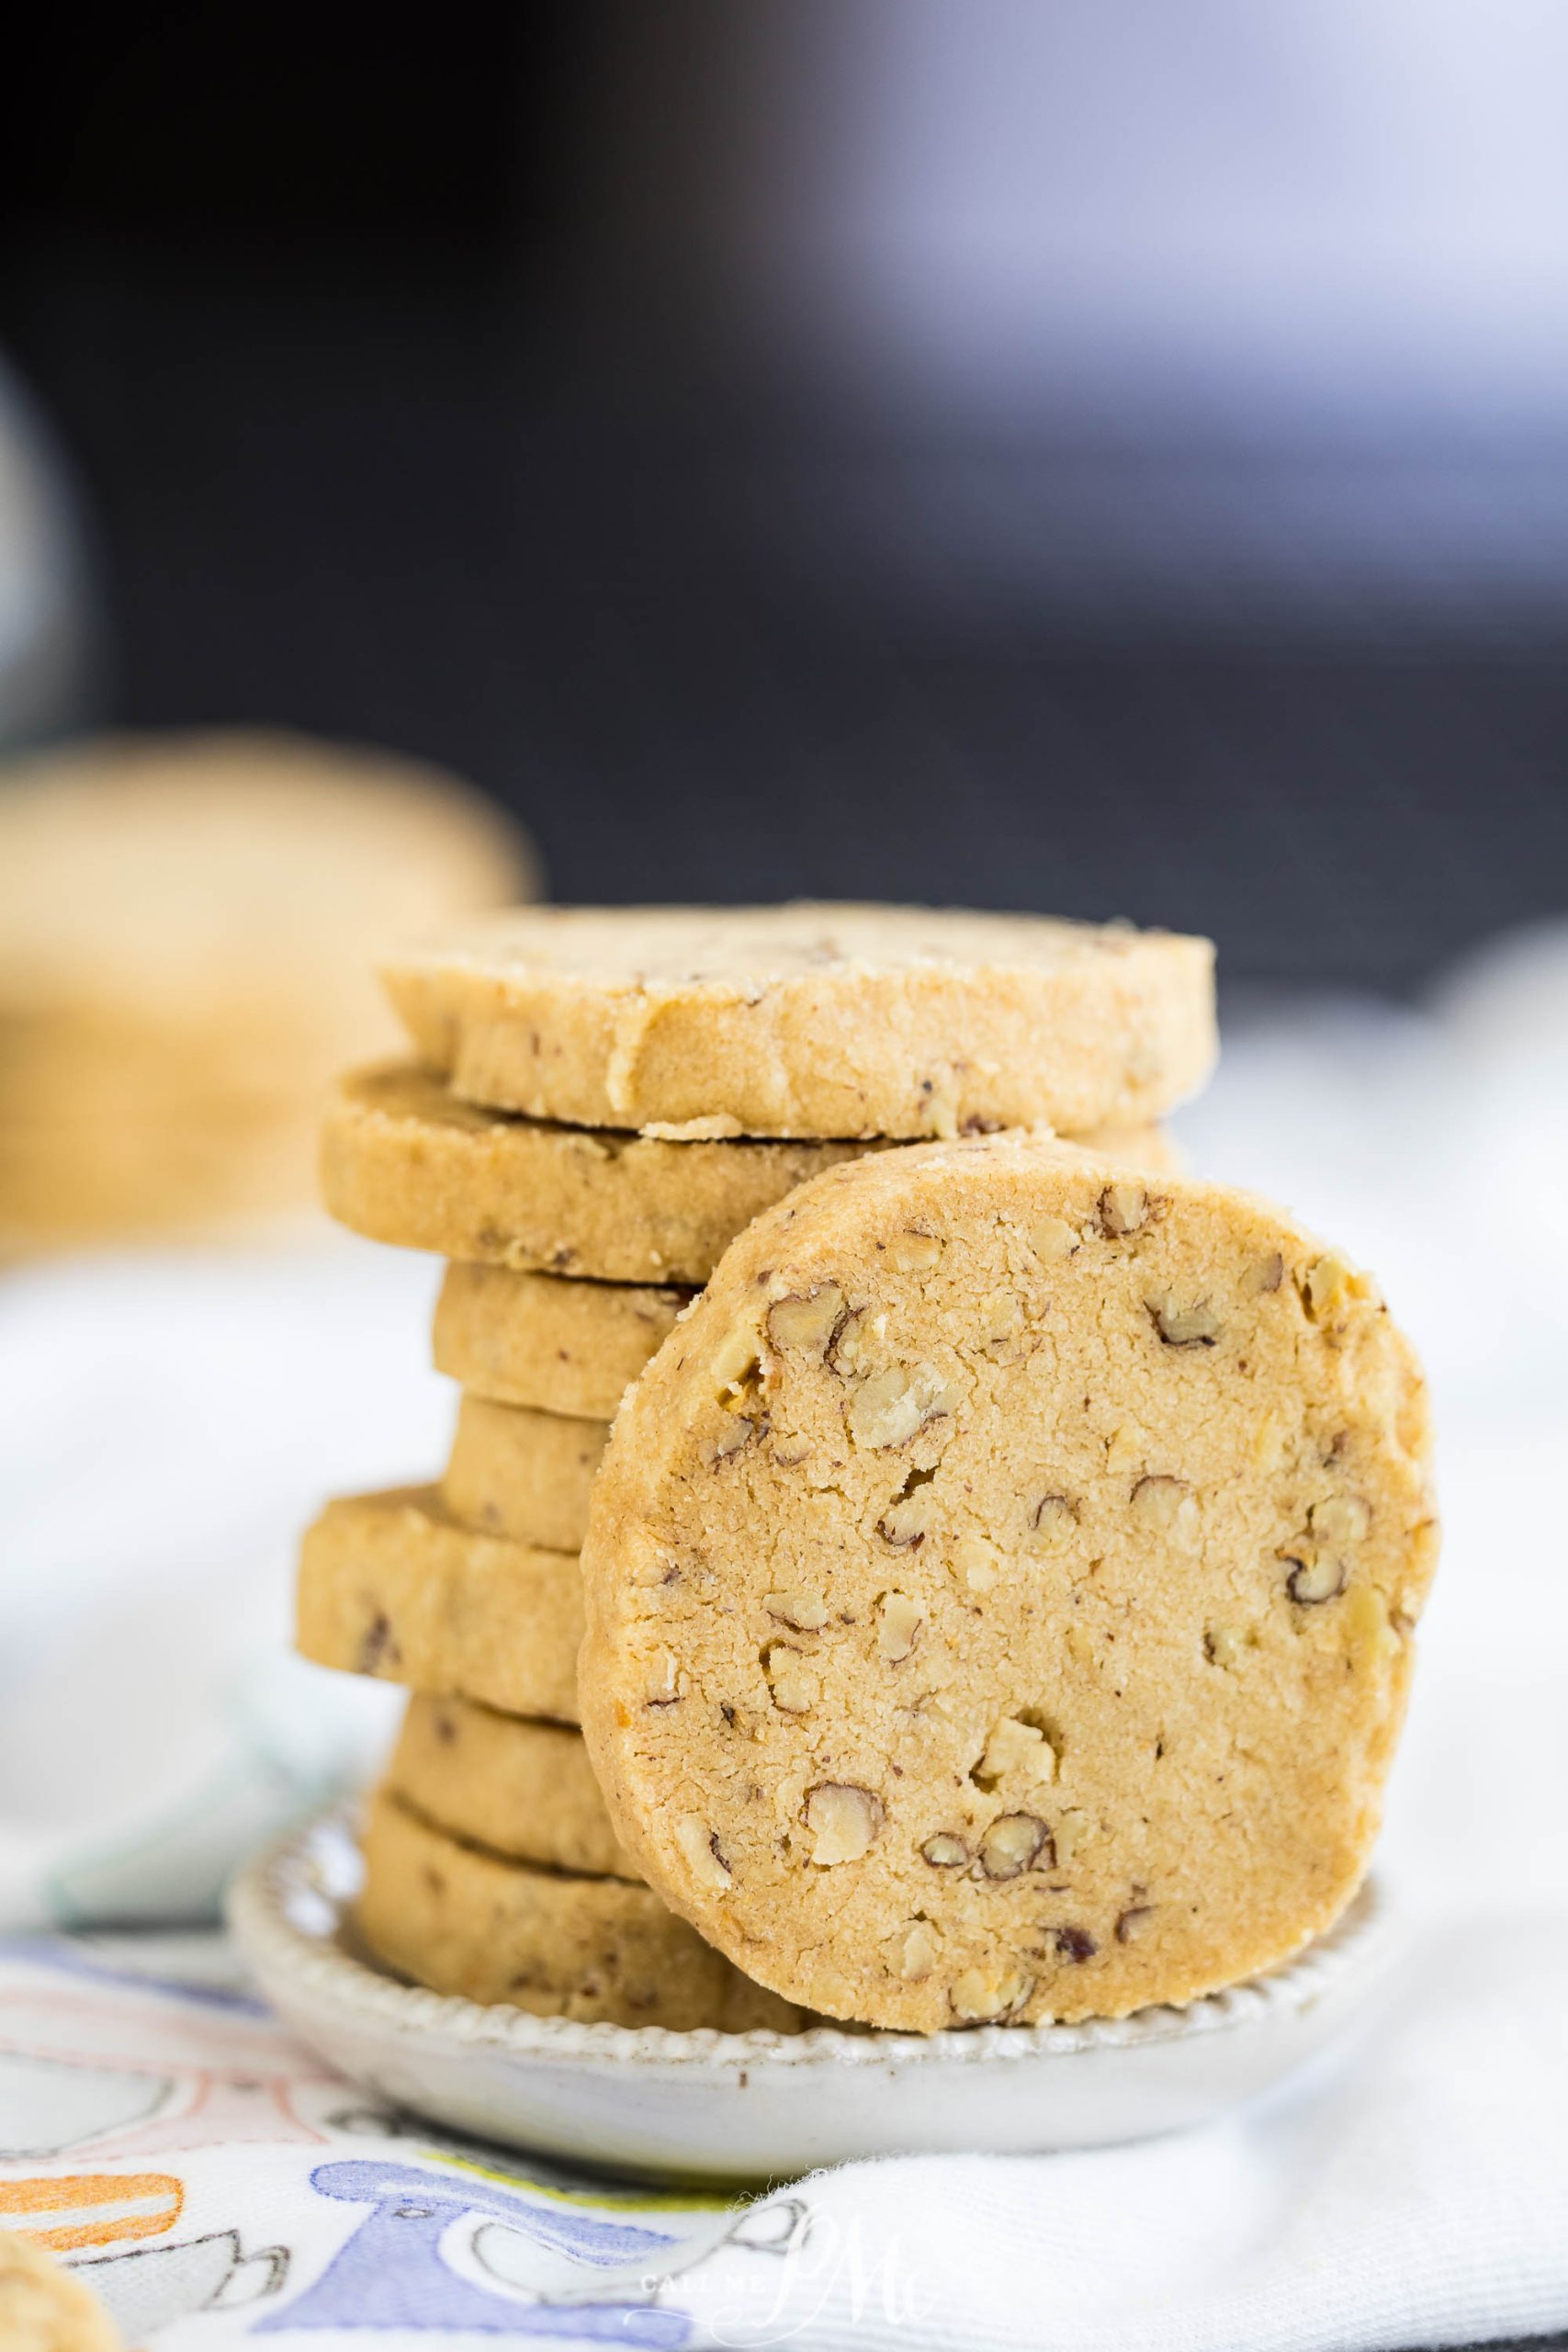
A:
[0,729,537,1254]
[0,2227,120,2352]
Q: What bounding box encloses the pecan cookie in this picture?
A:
[297,1487,581,1720]
[381,902,1215,1139]
[358,1789,803,2030]
[323,1062,1178,1284]
[580,1136,1437,2031]
[0,2231,120,2352]
[443,1396,608,1552]
[434,1262,694,1419]
[0,729,529,1015]
[322,1064,869,1283]
[388,1695,637,1880]
[0,729,530,1250]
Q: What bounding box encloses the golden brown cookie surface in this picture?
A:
[323,1062,1178,1284]
[0,729,531,1005]
[0,729,532,1249]
[434,1263,694,1418]
[321,1065,868,1283]
[432,1270,695,1411]
[297,1487,581,1720]
[382,902,1215,1139]
[357,1789,803,2030]
[580,1136,1436,2031]
[443,1396,609,1552]
[388,1696,638,1879]
[0,2229,120,2352]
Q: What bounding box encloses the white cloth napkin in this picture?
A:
[4,923,1568,2349]
[0,1238,430,1927]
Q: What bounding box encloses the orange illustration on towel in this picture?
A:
[0,2170,184,2253]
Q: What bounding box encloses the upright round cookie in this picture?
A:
[380,902,1215,1138]
[579,1136,1437,2032]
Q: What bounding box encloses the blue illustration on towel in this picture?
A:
[255,2158,691,2341]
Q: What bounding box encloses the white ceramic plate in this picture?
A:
[228,1806,1400,2182]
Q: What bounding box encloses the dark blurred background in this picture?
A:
[3,0,1565,989]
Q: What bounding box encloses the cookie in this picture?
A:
[434,1262,694,1418]
[580,1136,1437,2032]
[381,902,1215,1138]
[0,729,532,1248]
[322,1063,870,1283]
[0,729,533,1014]
[388,1695,638,1879]
[0,2230,120,2352]
[0,1112,315,1255]
[358,1789,804,2030]
[297,1487,581,1719]
[323,1063,1178,1284]
[443,1395,607,1552]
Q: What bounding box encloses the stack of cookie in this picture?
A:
[298,906,1225,2030]
[0,730,531,1254]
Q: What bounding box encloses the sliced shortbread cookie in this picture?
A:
[580,1136,1437,2032]
[1,1112,317,1254]
[0,2230,120,2352]
[388,1695,638,1880]
[443,1395,607,1552]
[322,1063,870,1282]
[0,729,531,1248]
[434,1262,694,1419]
[0,729,532,1016]
[357,1789,804,2030]
[381,902,1215,1139]
[297,1487,581,1720]
[323,1062,1179,1284]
